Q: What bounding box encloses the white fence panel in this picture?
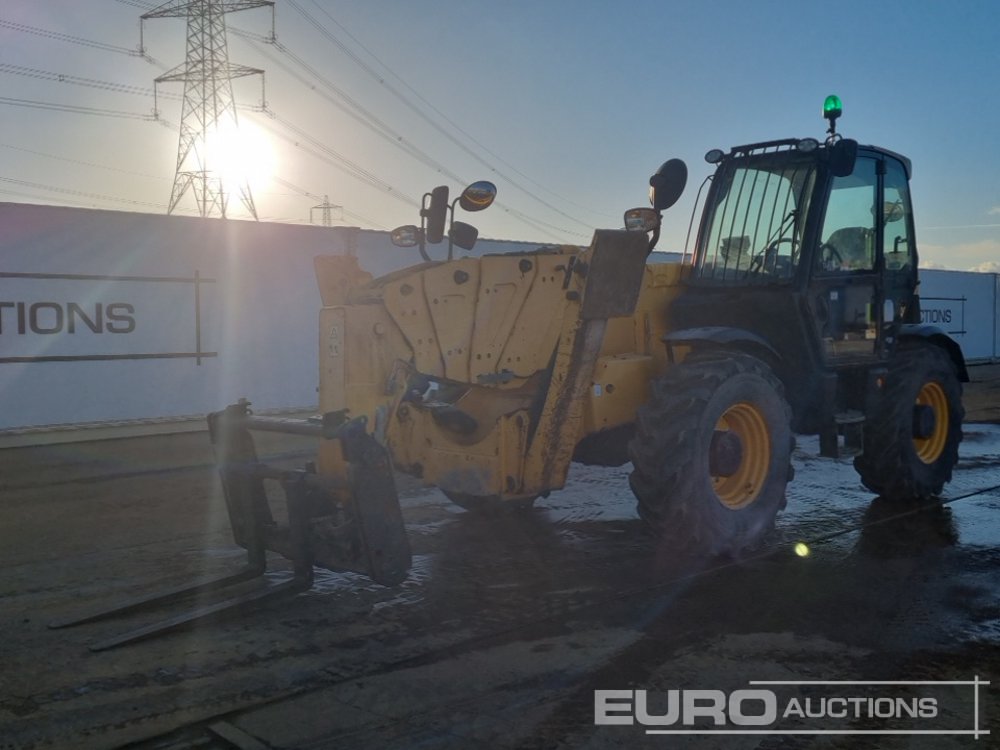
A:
[919,269,998,362]
[0,203,540,431]
[1,203,996,433]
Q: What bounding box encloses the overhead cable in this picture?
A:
[291,0,606,227]
[0,17,142,57]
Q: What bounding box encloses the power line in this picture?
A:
[271,176,388,229]
[113,0,158,10]
[291,0,607,227]
[5,5,579,239]
[305,0,611,222]
[0,96,155,120]
[235,33,582,240]
[0,143,167,180]
[234,32,458,179]
[0,63,177,102]
[0,176,165,209]
[253,109,421,207]
[0,92,573,240]
[0,17,138,55]
[0,57,422,210]
[6,8,460,225]
[270,111,571,240]
[140,1,274,220]
[0,107,406,229]
[0,83,419,223]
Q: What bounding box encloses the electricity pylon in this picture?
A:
[310,196,343,226]
[141,0,274,219]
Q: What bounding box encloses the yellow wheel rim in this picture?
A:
[914,381,949,464]
[712,402,771,509]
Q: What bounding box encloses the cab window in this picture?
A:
[883,159,914,273]
[817,157,877,273]
[695,154,815,283]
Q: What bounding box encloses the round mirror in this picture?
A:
[391,225,421,248]
[648,159,687,211]
[459,180,497,212]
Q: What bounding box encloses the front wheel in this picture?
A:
[628,352,793,556]
[854,341,963,499]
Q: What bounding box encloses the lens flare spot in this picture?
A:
[794,542,811,558]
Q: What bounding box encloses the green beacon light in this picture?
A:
[823,94,843,138]
[823,94,843,119]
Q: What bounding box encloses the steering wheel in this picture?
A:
[819,242,843,271]
[749,238,794,274]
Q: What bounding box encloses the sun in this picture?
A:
[201,118,276,197]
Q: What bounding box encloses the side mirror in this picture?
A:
[458,181,497,212]
[828,138,858,178]
[625,207,663,253]
[391,225,422,248]
[423,185,449,244]
[649,158,687,211]
[624,207,660,233]
[449,221,479,251]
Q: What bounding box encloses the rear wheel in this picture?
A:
[854,341,963,499]
[628,352,793,556]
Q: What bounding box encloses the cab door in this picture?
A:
[809,155,882,363]
[880,157,919,335]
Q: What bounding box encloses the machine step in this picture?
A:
[820,410,866,458]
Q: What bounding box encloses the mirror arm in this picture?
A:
[418,193,432,262]
[418,235,431,263]
[446,197,461,261]
[648,224,661,254]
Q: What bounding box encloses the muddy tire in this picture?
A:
[628,351,793,556]
[443,491,536,514]
[853,341,963,499]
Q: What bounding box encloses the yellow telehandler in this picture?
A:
[55,97,966,649]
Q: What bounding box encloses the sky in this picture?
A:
[1,0,999,271]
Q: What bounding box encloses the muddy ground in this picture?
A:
[1,366,999,749]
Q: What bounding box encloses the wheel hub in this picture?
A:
[912,403,936,440]
[709,430,743,477]
[711,402,771,509]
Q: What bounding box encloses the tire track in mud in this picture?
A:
[123,474,1000,749]
[97,542,817,744]
[78,499,684,747]
[7,426,1000,749]
[3,485,659,749]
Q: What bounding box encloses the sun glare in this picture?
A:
[201,119,276,196]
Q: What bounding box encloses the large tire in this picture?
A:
[853,341,963,499]
[443,490,536,514]
[628,351,793,556]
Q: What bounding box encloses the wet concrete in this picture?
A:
[1,416,999,748]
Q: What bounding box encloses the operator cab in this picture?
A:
[689,134,919,365]
[627,95,939,435]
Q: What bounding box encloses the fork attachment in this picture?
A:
[49,401,410,650]
[210,400,411,587]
